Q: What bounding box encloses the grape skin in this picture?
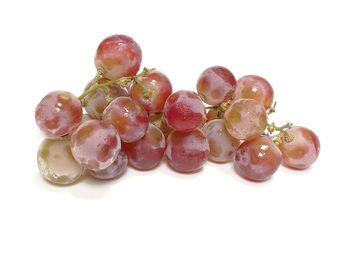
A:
[95,35,142,80]
[35,91,82,138]
[165,129,209,173]
[163,90,206,132]
[103,97,149,143]
[123,124,166,170]
[70,120,121,171]
[224,98,267,140]
[234,136,282,182]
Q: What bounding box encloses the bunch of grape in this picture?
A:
[35,34,320,185]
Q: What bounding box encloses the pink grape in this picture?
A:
[89,150,128,180]
[165,129,209,173]
[278,126,320,169]
[95,34,142,80]
[103,97,148,143]
[149,113,173,138]
[234,136,282,182]
[35,91,82,138]
[130,70,172,112]
[234,75,274,110]
[202,119,240,163]
[163,90,206,132]
[196,66,236,105]
[224,98,267,140]
[83,78,129,119]
[70,120,121,171]
[123,124,166,170]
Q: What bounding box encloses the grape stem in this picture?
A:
[79,67,155,105]
[267,101,277,115]
[267,122,294,145]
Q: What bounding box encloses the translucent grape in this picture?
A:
[37,138,83,185]
[234,75,274,110]
[202,119,240,163]
[35,91,82,138]
[70,120,121,171]
[95,34,142,80]
[278,126,320,169]
[83,78,129,119]
[224,98,267,140]
[163,90,206,132]
[196,66,236,105]
[165,129,209,173]
[123,124,166,170]
[90,150,128,180]
[234,136,282,182]
[103,97,148,143]
[130,70,172,112]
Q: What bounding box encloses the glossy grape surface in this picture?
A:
[37,139,83,185]
[103,97,148,142]
[95,34,142,80]
[196,66,236,105]
[130,70,172,112]
[123,124,166,170]
[224,98,267,140]
[202,119,240,163]
[163,90,206,132]
[165,129,209,173]
[70,120,121,171]
[35,91,82,138]
[90,150,128,180]
[83,78,129,119]
[234,75,274,110]
[234,136,282,182]
[278,126,320,169]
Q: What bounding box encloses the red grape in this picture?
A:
[278,126,320,169]
[89,150,128,180]
[83,78,129,119]
[123,124,166,170]
[70,120,121,171]
[234,75,274,110]
[130,70,172,112]
[224,98,267,140]
[202,119,240,163]
[234,136,282,182]
[149,113,173,138]
[163,90,206,132]
[95,34,142,80]
[35,91,82,138]
[196,66,236,105]
[165,129,209,173]
[103,97,148,143]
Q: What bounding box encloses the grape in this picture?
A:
[149,112,173,138]
[234,136,282,182]
[37,138,83,185]
[234,75,274,110]
[224,98,267,140]
[163,90,206,132]
[202,119,240,163]
[196,66,236,105]
[165,129,209,173]
[35,91,82,138]
[103,97,148,143]
[70,120,121,171]
[95,34,142,80]
[278,126,320,169]
[130,70,172,112]
[89,150,128,180]
[83,78,129,119]
[123,124,166,170]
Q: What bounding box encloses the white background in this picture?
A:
[0,0,349,262]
